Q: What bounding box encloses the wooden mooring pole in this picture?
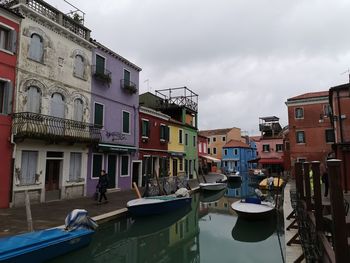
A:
[303,162,312,211]
[327,159,350,263]
[311,161,323,231]
[295,162,304,199]
[24,190,34,232]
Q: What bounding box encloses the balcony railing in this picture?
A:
[92,65,112,84]
[12,112,101,143]
[120,79,137,94]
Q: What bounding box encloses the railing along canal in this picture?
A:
[12,112,101,143]
[289,161,350,262]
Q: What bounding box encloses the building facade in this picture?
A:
[87,40,141,195]
[139,106,170,186]
[329,83,350,190]
[10,0,97,206]
[0,5,21,208]
[285,92,333,175]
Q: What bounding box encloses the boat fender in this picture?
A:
[65,209,98,231]
[175,188,189,197]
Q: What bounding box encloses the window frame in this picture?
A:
[296,130,305,144]
[20,150,38,186]
[69,152,82,182]
[95,53,106,74]
[276,144,284,152]
[141,118,150,138]
[93,102,104,128]
[263,144,270,152]
[28,33,44,63]
[0,79,12,114]
[91,153,104,179]
[213,147,217,155]
[325,129,335,143]
[120,155,129,177]
[222,136,226,142]
[295,107,304,119]
[224,149,228,156]
[179,129,183,144]
[73,54,85,79]
[122,110,131,135]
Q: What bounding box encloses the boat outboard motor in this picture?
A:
[65,209,98,231]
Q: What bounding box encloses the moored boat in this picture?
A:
[231,198,275,220]
[227,173,242,182]
[199,182,227,191]
[199,188,226,203]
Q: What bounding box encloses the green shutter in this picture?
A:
[94,103,103,127]
[121,156,129,175]
[96,55,105,74]
[92,155,102,178]
[123,111,130,133]
[124,69,130,82]
[165,126,170,141]
[3,81,13,114]
[142,120,149,137]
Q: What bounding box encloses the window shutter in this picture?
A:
[27,87,41,113]
[94,103,103,127]
[123,111,130,133]
[73,99,83,122]
[92,155,102,178]
[9,30,17,53]
[3,81,13,114]
[96,55,105,74]
[165,126,169,141]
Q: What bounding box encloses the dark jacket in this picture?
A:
[97,174,109,193]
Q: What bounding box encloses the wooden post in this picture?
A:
[295,162,304,199]
[311,161,323,231]
[303,162,312,211]
[327,159,350,263]
[24,190,33,232]
[132,182,141,199]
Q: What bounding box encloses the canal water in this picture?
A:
[50,178,285,263]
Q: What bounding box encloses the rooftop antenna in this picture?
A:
[340,68,350,83]
[64,0,85,24]
[144,79,152,92]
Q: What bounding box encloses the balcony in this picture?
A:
[120,79,137,94]
[92,65,112,85]
[12,112,101,143]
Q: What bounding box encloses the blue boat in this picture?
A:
[0,209,97,263]
[0,228,94,263]
[127,195,192,216]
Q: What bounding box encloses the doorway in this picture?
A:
[132,161,142,187]
[173,159,178,177]
[45,159,61,201]
[107,155,117,189]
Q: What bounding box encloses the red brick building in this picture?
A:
[329,83,350,190]
[285,91,333,174]
[138,106,170,185]
[0,5,21,208]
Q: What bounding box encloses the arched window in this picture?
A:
[28,34,43,62]
[26,86,41,113]
[50,93,65,118]
[73,98,83,122]
[74,55,85,78]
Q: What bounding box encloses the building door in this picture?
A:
[173,159,178,177]
[132,161,142,187]
[107,155,116,189]
[45,159,61,201]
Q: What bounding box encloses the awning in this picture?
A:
[200,155,221,163]
[170,152,186,157]
[258,158,284,165]
[98,143,137,153]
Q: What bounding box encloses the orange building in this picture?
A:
[285,91,333,174]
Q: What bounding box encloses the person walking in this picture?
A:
[97,170,109,204]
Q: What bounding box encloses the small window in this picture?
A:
[263,144,270,152]
[73,98,83,122]
[213,147,217,154]
[0,26,16,52]
[121,155,129,176]
[276,144,284,152]
[94,103,104,127]
[324,104,332,117]
[69,152,82,181]
[74,55,85,78]
[234,149,238,155]
[193,136,196,147]
[325,129,335,143]
[28,33,43,62]
[224,149,228,156]
[207,138,210,144]
[208,148,211,154]
[213,137,216,142]
[26,86,41,113]
[295,107,304,119]
[95,54,105,74]
[179,158,183,171]
[0,81,13,114]
[185,133,188,146]
[222,136,226,142]
[179,130,183,144]
[122,111,130,134]
[124,69,130,82]
[20,151,38,185]
[92,154,103,178]
[160,124,169,141]
[296,131,305,143]
[142,119,149,138]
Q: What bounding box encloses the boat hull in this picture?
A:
[199,182,226,191]
[231,200,275,220]
[127,196,192,216]
[0,228,94,263]
[227,175,242,182]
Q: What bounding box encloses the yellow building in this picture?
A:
[168,119,185,176]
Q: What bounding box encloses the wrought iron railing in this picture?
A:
[92,65,112,84]
[120,79,137,94]
[12,112,101,143]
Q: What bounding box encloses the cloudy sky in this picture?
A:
[47,0,350,135]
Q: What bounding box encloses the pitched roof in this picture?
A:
[223,139,249,148]
[250,136,261,142]
[199,128,238,137]
[287,91,329,101]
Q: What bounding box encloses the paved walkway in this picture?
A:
[0,189,138,238]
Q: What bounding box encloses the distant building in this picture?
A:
[0,5,22,208]
[285,92,333,174]
[329,83,350,190]
[199,127,242,163]
[222,138,257,175]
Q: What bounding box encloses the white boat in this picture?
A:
[231,199,275,220]
[199,182,227,191]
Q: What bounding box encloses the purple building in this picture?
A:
[87,40,142,195]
